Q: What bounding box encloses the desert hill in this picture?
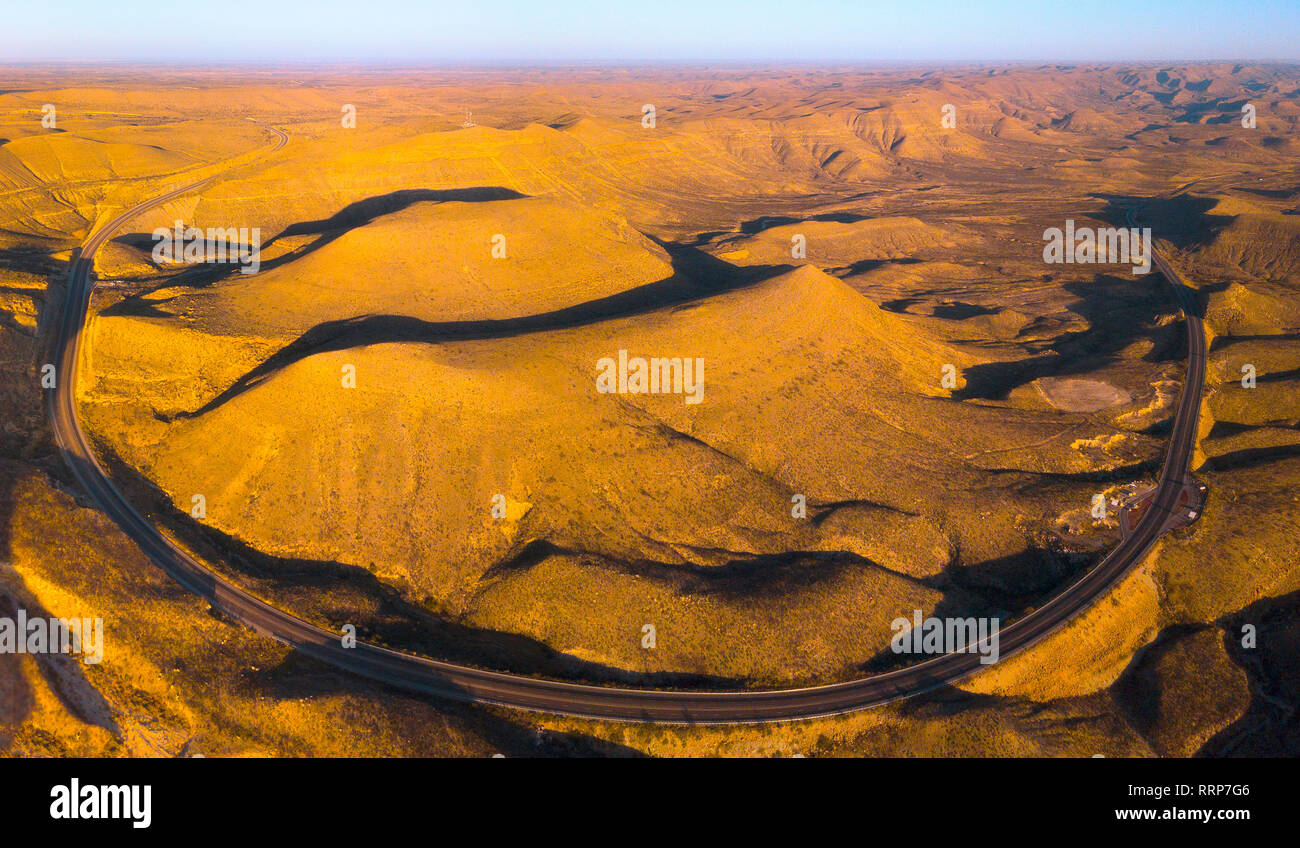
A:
[0,61,1297,753]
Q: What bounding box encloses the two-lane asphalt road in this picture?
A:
[47,156,1208,722]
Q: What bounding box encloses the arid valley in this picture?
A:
[1,61,1298,757]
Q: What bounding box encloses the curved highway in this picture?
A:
[47,143,1208,722]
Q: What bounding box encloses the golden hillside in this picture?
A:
[1,62,1298,756]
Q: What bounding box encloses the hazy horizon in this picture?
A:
[6,0,1300,64]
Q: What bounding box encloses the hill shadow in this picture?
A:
[486,537,928,608]
[1205,443,1300,472]
[237,647,649,755]
[855,540,1097,676]
[0,247,64,279]
[0,463,31,753]
[1198,589,1300,756]
[1092,192,1232,252]
[843,257,922,277]
[97,448,745,692]
[739,210,869,234]
[1109,622,1211,754]
[1235,186,1298,200]
[0,584,119,740]
[1173,98,1250,125]
[953,274,1183,400]
[0,461,121,749]
[954,193,1230,401]
[165,241,791,421]
[931,301,999,320]
[106,187,529,299]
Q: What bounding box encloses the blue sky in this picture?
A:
[4,0,1299,64]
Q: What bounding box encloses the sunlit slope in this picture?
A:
[140,196,674,336]
[0,145,41,191]
[0,460,551,757]
[3,135,194,183]
[82,193,675,417]
[0,116,271,247]
[711,216,961,266]
[0,110,266,187]
[115,107,1023,242]
[125,120,802,240]
[82,264,1156,679]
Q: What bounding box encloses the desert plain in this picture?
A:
[0,62,1298,756]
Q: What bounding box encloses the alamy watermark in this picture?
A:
[596,350,704,405]
[0,610,103,664]
[1043,220,1151,275]
[890,609,1000,664]
[152,220,261,274]
[50,779,150,829]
